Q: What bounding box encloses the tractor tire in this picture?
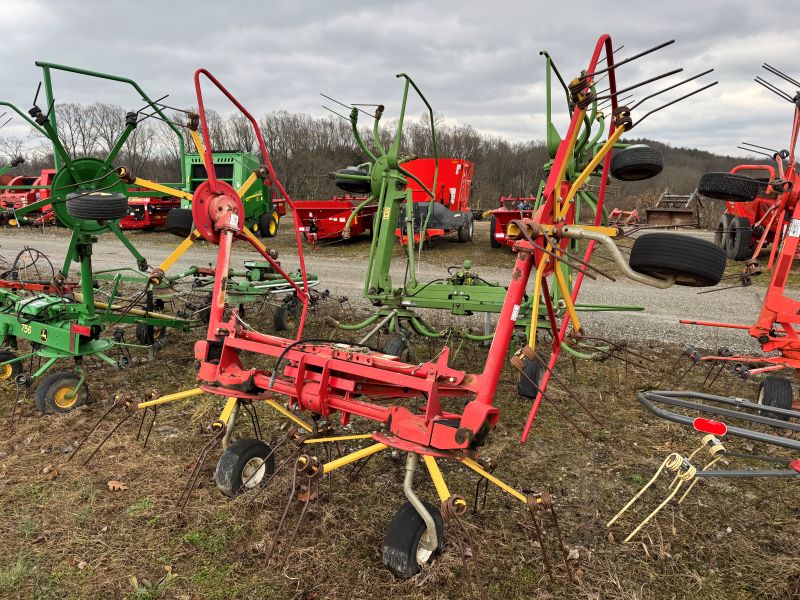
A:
[214,438,275,498]
[757,376,793,421]
[517,355,545,399]
[334,168,372,194]
[489,215,502,248]
[34,371,88,414]
[0,350,21,382]
[727,216,752,261]
[457,213,474,243]
[65,192,128,221]
[382,500,444,579]
[265,211,280,238]
[630,233,726,287]
[273,301,299,331]
[714,213,733,251]
[257,212,271,239]
[610,145,664,181]
[165,208,194,238]
[383,334,410,362]
[698,172,760,202]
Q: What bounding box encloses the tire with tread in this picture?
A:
[382,500,444,579]
[489,215,502,248]
[457,213,474,243]
[630,233,726,287]
[165,208,194,238]
[273,301,299,331]
[334,168,372,194]
[714,213,733,251]
[727,216,752,261]
[65,192,129,220]
[34,371,88,414]
[383,334,410,362]
[214,438,275,497]
[517,355,545,399]
[698,172,759,202]
[610,145,664,181]
[757,376,793,421]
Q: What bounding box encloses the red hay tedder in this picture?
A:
[486,196,536,248]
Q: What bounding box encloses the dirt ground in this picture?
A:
[0,219,798,599]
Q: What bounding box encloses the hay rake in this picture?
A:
[73,35,726,580]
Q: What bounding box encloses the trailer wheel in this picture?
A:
[457,213,474,243]
[65,191,129,221]
[334,168,372,194]
[274,301,299,331]
[34,371,88,414]
[726,216,752,261]
[215,438,276,497]
[517,355,545,399]
[630,233,726,287]
[610,145,664,181]
[489,215,502,248]
[698,172,760,202]
[713,213,733,251]
[757,376,793,421]
[165,208,194,237]
[382,500,444,579]
[0,350,21,382]
[383,334,410,362]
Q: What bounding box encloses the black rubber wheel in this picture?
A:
[135,323,154,345]
[714,213,733,251]
[273,301,299,331]
[489,215,502,248]
[214,438,276,497]
[34,371,88,414]
[165,208,194,238]
[382,500,444,579]
[757,376,793,421]
[517,355,545,399]
[65,192,129,220]
[698,172,760,202]
[630,233,726,287]
[383,333,410,362]
[0,350,21,382]
[610,145,664,181]
[334,168,372,194]
[457,213,474,243]
[727,216,752,261]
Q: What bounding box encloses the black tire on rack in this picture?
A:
[165,208,194,237]
[698,172,760,202]
[65,192,129,220]
[630,233,727,287]
[609,145,664,181]
[334,168,372,194]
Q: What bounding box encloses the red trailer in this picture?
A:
[486,196,536,248]
[294,195,374,243]
[119,191,181,230]
[0,169,55,226]
[396,157,475,244]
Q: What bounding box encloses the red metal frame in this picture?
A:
[119,191,180,230]
[184,34,620,455]
[294,195,374,242]
[0,169,55,225]
[487,196,536,248]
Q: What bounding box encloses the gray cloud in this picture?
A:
[0,0,797,157]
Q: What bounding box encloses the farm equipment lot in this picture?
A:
[1,220,797,599]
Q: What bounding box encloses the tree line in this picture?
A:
[0,102,751,214]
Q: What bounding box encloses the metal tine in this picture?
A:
[587,39,675,78]
[595,68,683,101]
[631,69,714,110]
[322,106,350,122]
[32,82,42,106]
[598,94,633,110]
[320,93,373,119]
[595,45,626,83]
[637,81,718,127]
[135,94,169,116]
[737,146,773,158]
[136,110,191,129]
[352,103,382,107]
[762,63,800,89]
[0,116,11,131]
[754,77,794,102]
[153,101,195,116]
[741,141,780,154]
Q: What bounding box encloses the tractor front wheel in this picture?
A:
[489,215,502,248]
[0,350,21,382]
[215,439,276,497]
[34,371,88,414]
[382,500,444,578]
[757,376,793,421]
[629,233,726,287]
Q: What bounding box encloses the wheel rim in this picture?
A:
[269,218,277,235]
[252,222,259,232]
[757,386,765,406]
[241,457,267,488]
[416,528,437,565]
[0,364,12,381]
[286,313,295,326]
[53,385,78,409]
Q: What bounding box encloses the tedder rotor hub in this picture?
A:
[190,179,244,243]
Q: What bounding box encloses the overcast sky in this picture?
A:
[1,0,797,157]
